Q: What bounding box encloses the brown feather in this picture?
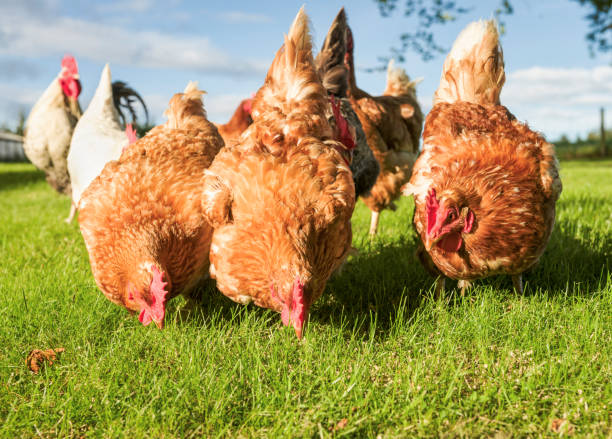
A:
[407,20,561,288]
[202,8,355,332]
[79,82,223,315]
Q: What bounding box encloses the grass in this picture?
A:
[0,160,611,438]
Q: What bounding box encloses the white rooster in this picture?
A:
[23,54,82,218]
[68,64,147,218]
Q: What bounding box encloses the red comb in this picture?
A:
[150,265,168,306]
[330,96,355,151]
[426,188,439,235]
[290,278,307,339]
[125,124,138,145]
[242,98,253,115]
[61,55,78,76]
[137,265,168,327]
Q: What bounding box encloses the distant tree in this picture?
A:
[0,109,26,136]
[571,0,612,55]
[371,0,611,68]
[15,110,25,136]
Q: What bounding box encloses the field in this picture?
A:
[0,160,610,438]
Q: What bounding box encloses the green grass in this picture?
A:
[1,160,611,438]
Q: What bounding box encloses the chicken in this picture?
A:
[344,21,423,236]
[78,82,223,328]
[201,8,355,338]
[23,55,82,215]
[68,64,148,218]
[215,98,253,146]
[403,20,562,295]
[315,8,380,198]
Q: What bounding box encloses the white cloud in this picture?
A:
[96,0,156,14]
[502,65,612,139]
[218,11,272,24]
[0,3,267,77]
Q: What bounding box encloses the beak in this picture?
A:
[293,320,304,339]
[153,318,164,329]
[425,234,441,251]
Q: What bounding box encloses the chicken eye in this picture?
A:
[448,210,456,221]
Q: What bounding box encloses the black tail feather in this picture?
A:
[315,8,349,98]
[111,81,149,126]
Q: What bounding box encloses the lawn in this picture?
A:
[0,160,610,438]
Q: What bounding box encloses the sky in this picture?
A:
[0,0,610,141]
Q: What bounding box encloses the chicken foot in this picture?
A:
[512,275,523,295]
[457,279,473,296]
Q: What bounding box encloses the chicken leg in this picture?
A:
[369,210,380,237]
[434,277,446,298]
[65,202,77,223]
[512,274,523,295]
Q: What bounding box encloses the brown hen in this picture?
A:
[215,98,253,146]
[78,82,224,328]
[344,19,423,236]
[404,20,562,295]
[201,8,355,339]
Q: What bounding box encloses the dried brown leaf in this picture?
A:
[26,348,65,374]
[550,418,575,435]
[334,418,348,431]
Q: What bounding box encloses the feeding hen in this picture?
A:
[79,82,223,328]
[201,8,355,339]
[404,20,562,295]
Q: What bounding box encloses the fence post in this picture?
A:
[601,107,606,157]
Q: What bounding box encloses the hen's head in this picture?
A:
[425,188,475,252]
[127,264,169,329]
[59,55,82,101]
[270,275,311,339]
[202,154,353,340]
[208,215,318,340]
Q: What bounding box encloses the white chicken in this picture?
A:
[68,64,147,214]
[23,54,82,220]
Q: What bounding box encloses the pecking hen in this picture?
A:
[201,8,355,339]
[78,82,223,328]
[404,20,562,295]
[344,18,423,236]
[68,64,147,220]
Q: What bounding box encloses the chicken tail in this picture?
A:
[252,7,330,146]
[164,81,207,130]
[384,59,422,98]
[315,8,349,98]
[112,81,149,126]
[433,19,505,106]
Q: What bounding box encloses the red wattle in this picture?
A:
[139,309,152,326]
[438,233,463,253]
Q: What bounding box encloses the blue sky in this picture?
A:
[1,0,610,140]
